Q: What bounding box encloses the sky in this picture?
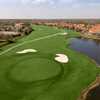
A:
[0,0,100,19]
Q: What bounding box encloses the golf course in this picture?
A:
[0,25,100,100]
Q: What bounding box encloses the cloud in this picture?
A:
[21,0,71,5]
[0,0,100,18]
[21,0,53,4]
[0,0,100,6]
[21,0,100,7]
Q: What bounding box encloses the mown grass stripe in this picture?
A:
[0,33,61,56]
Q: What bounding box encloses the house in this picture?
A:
[89,24,100,34]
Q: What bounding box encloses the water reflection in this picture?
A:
[70,38,100,65]
[86,85,100,100]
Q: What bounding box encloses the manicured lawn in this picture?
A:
[0,25,99,100]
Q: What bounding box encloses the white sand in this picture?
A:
[16,49,37,54]
[59,32,68,35]
[55,54,69,63]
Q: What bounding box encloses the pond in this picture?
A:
[69,38,100,65]
[86,85,100,100]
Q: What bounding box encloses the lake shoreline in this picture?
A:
[69,37,100,100]
[69,37,100,66]
[81,33,100,40]
[78,76,100,100]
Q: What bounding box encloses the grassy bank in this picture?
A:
[0,25,99,100]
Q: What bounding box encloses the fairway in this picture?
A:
[0,25,100,100]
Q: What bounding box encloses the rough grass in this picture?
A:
[0,25,99,100]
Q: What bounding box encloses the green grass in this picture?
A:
[0,25,99,100]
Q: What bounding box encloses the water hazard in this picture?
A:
[70,38,100,65]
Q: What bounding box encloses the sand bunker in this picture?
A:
[60,32,68,35]
[55,54,69,63]
[16,49,37,54]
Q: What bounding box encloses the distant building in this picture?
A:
[15,23,24,32]
[89,24,100,34]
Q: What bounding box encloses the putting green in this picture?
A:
[9,58,61,83]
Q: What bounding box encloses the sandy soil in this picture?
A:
[55,54,69,63]
[59,32,68,35]
[16,49,37,54]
